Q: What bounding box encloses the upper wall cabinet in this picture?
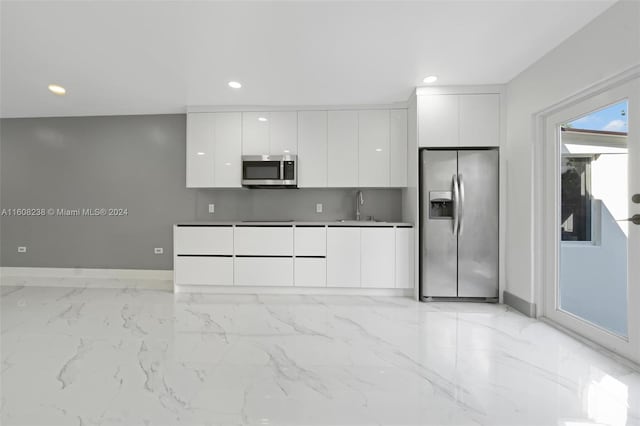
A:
[328,110,359,187]
[358,110,390,187]
[459,94,500,147]
[418,93,500,148]
[298,111,328,188]
[389,109,408,187]
[187,107,408,189]
[242,111,298,156]
[186,112,242,188]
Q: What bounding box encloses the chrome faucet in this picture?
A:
[355,190,364,221]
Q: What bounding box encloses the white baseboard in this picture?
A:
[0,267,173,291]
[175,284,413,297]
[0,267,414,297]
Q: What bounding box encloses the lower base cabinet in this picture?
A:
[327,227,361,287]
[294,258,326,287]
[174,257,233,286]
[361,228,395,288]
[234,257,294,286]
[174,225,414,289]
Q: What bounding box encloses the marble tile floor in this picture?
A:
[1,285,639,426]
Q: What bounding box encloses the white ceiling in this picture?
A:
[0,0,616,118]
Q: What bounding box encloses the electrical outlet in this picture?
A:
[154,247,164,255]
[208,204,215,214]
[316,203,323,213]
[17,246,27,253]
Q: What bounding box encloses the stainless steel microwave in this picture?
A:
[241,155,297,188]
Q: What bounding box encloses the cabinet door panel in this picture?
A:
[295,258,326,287]
[358,110,389,187]
[234,227,294,256]
[294,227,326,256]
[242,112,270,155]
[175,257,233,286]
[298,111,328,187]
[186,113,215,187]
[361,228,395,288]
[389,109,408,187]
[174,226,234,255]
[418,95,459,147]
[269,111,298,155]
[395,228,414,289]
[214,112,242,187]
[326,227,361,287]
[234,258,294,286]
[328,111,358,187]
[459,94,500,147]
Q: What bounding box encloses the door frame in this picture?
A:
[533,65,640,362]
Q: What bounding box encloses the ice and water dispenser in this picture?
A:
[429,191,454,219]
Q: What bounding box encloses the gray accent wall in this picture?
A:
[0,114,402,270]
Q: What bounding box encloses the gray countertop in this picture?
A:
[176,220,413,227]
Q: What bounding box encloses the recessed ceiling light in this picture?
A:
[258,117,268,122]
[423,75,438,84]
[228,81,242,89]
[197,152,205,156]
[375,148,382,152]
[283,150,290,153]
[224,162,231,166]
[48,84,66,95]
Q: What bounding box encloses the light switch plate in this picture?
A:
[316,203,323,213]
[154,247,164,254]
[208,204,215,214]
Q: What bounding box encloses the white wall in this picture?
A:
[504,0,640,303]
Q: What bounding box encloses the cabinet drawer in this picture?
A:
[234,227,293,255]
[174,226,233,255]
[294,227,326,256]
[234,257,294,286]
[174,256,233,286]
[294,258,326,287]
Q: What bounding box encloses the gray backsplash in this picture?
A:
[194,188,401,222]
[0,114,403,270]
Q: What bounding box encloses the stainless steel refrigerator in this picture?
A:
[420,149,499,300]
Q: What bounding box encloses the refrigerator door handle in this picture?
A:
[452,174,459,235]
[458,174,465,236]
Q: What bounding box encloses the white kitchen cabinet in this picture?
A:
[418,95,459,148]
[294,258,326,287]
[358,110,389,187]
[327,110,359,187]
[234,226,293,256]
[297,111,328,187]
[360,228,395,288]
[294,226,326,256]
[186,113,242,188]
[242,112,270,155]
[418,93,500,148]
[459,94,500,147]
[174,226,234,255]
[389,109,408,187]
[242,111,298,156]
[395,227,414,289]
[234,257,294,286]
[186,113,216,187]
[175,257,233,286]
[326,227,361,287]
[269,111,298,155]
[214,113,242,187]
